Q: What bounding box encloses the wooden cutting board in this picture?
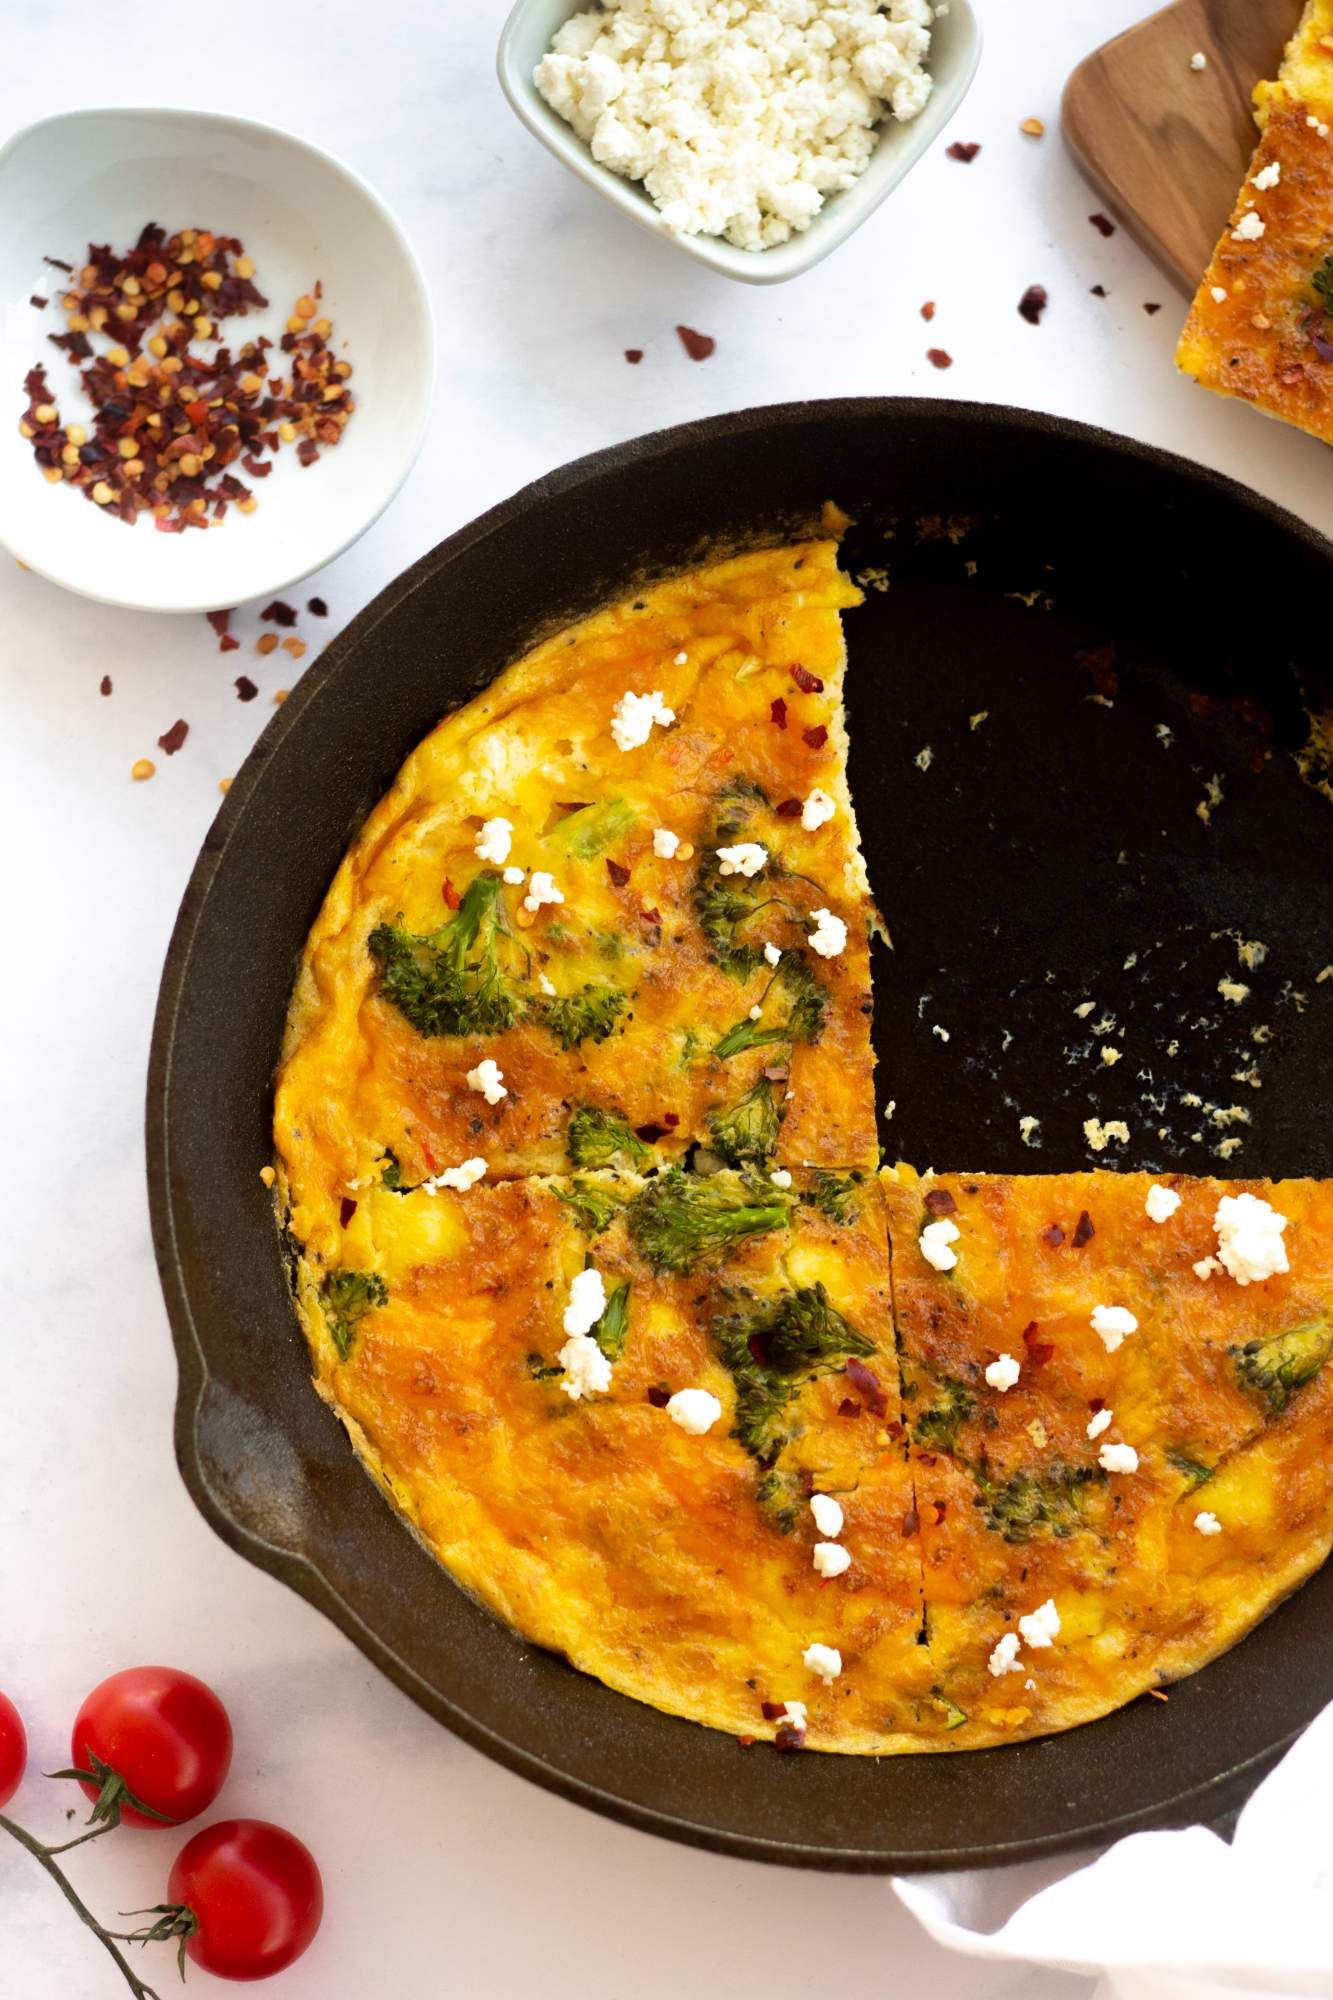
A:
[1062,0,1299,295]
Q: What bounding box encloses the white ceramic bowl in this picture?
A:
[0,107,433,614]
[498,0,981,285]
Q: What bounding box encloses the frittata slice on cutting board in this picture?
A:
[882,1166,1333,1748]
[275,540,879,1214]
[1177,0,1333,445]
[288,1165,937,1754]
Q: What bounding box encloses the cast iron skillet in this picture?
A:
[148,400,1333,1872]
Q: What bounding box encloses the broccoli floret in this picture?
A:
[378,1150,405,1190]
[691,784,781,977]
[910,1374,975,1451]
[1233,1316,1333,1415]
[755,1467,805,1534]
[553,1177,625,1235]
[626,1167,793,1275]
[1314,253,1333,316]
[801,1171,863,1227]
[713,955,827,1060]
[547,799,637,860]
[540,981,628,1051]
[567,1105,650,1171]
[708,1075,782,1168]
[976,1461,1105,1543]
[713,1282,874,1461]
[526,1351,562,1381]
[593,1281,631,1361]
[368,873,526,1038]
[320,1269,388,1361]
[1166,1448,1215,1489]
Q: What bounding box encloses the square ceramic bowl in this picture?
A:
[498,0,981,284]
[0,107,433,614]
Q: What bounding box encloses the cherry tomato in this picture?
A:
[0,1692,27,1809]
[71,1667,232,1827]
[168,1819,323,1981]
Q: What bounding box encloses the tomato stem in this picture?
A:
[0,1811,166,1999]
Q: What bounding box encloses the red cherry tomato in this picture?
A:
[71,1667,232,1827]
[168,1819,323,1981]
[0,1692,27,1809]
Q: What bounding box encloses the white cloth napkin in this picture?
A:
[894,1702,1333,1999]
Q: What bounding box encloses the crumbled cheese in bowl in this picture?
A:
[534,0,935,253]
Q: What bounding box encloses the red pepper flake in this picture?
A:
[219,633,240,654]
[297,440,320,467]
[1143,302,1162,315]
[916,1451,938,1466]
[790,664,824,694]
[1072,1209,1096,1248]
[837,1398,861,1419]
[675,324,715,361]
[1075,643,1118,697]
[662,1111,680,1128]
[307,596,328,617]
[901,1508,920,1538]
[99,674,113,697]
[261,599,298,626]
[624,348,644,364]
[1189,691,1220,718]
[606,858,631,888]
[157,718,189,755]
[932,1500,948,1524]
[639,905,662,926]
[1088,1396,1106,1413]
[43,255,74,273]
[885,1418,904,1441]
[921,300,936,321]
[774,1722,806,1752]
[770,696,788,730]
[802,724,828,749]
[29,295,48,310]
[1018,285,1049,325]
[441,878,461,910]
[646,1384,671,1408]
[235,675,258,701]
[1232,694,1272,734]
[1090,284,1108,298]
[634,1122,667,1143]
[1021,1321,1056,1367]
[924,1187,957,1217]
[1089,212,1116,237]
[775,797,802,818]
[1040,1222,1065,1247]
[761,1700,788,1721]
[845,1357,887,1416]
[206,607,233,638]
[927,348,953,369]
[339,1196,357,1228]
[946,141,981,162]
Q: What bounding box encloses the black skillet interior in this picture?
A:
[148,400,1333,1872]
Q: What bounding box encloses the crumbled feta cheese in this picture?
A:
[810,1494,844,1540]
[920,1217,960,1271]
[563,1265,607,1336]
[1084,1117,1130,1152]
[716,842,768,878]
[1210,286,1228,303]
[1101,1047,1121,1066]
[523,870,564,913]
[782,1698,808,1730]
[1194,1256,1222,1280]
[802,787,836,831]
[538,973,557,998]
[502,865,525,885]
[1252,160,1281,190]
[984,1353,1021,1392]
[559,1330,612,1401]
[1145,1183,1181,1223]
[1017,1598,1060,1649]
[770,1169,793,1190]
[1091,1304,1138,1353]
[421,1157,487,1194]
[813,1542,852,1578]
[1099,1441,1139,1474]
[988,1631,1022,1677]
[474,816,513,865]
[610,687,675,752]
[932,1024,950,1042]
[1189,50,1207,70]
[1213,1191,1289,1285]
[763,941,782,968]
[674,650,688,666]
[1086,1407,1113,1440]
[807,908,847,958]
[747,1004,763,1021]
[1074,1000,1096,1018]
[1194,1510,1223,1537]
[914,745,934,773]
[652,826,680,859]
[1218,977,1250,1005]
[802,1642,842,1684]
[1018,1115,1042,1148]
[534,0,934,253]
[1232,211,1265,241]
[465,1058,507,1105]
[666,1387,723,1435]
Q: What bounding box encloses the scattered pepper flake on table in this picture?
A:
[624,348,644,364]
[1020,117,1045,138]
[282,637,307,659]
[1018,285,1049,325]
[257,632,279,656]
[675,325,715,361]
[921,300,936,320]
[1089,212,1116,237]
[235,676,258,701]
[946,141,981,162]
[260,599,298,625]
[306,596,328,617]
[131,757,155,781]
[99,674,112,696]
[1144,302,1162,315]
[927,348,953,369]
[158,718,189,754]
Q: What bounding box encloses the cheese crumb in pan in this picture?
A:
[717,842,768,877]
[666,1387,723,1435]
[763,940,782,967]
[1194,1511,1223,1537]
[503,865,525,885]
[1252,160,1281,190]
[801,787,836,831]
[1086,1407,1113,1440]
[807,908,847,958]
[1145,1184,1181,1223]
[523,870,564,913]
[465,1058,507,1105]
[802,1643,842,1684]
[813,1542,852,1578]
[769,1168,793,1189]
[563,1265,607,1336]
[474,816,513,865]
[988,1631,1022,1677]
[810,1493,844,1539]
[984,1352,1021,1392]
[1194,1256,1222,1280]
[611,688,675,751]
[421,1157,487,1194]
[920,1216,960,1271]
[1099,1441,1139,1474]
[1017,1598,1060,1649]
[1091,1303,1138,1352]
[1232,211,1265,242]
[559,1331,612,1401]
[538,973,556,997]
[652,826,680,858]
[1213,1192,1289,1285]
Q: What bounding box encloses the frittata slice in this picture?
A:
[1177,0,1333,445]
[883,1166,1333,1748]
[275,541,878,1216]
[291,1165,934,1753]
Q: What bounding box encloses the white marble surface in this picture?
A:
[2,2,1328,1994]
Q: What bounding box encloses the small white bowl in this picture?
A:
[498,0,981,285]
[0,107,433,614]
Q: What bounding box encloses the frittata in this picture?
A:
[276,540,1333,1755]
[1177,0,1333,445]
